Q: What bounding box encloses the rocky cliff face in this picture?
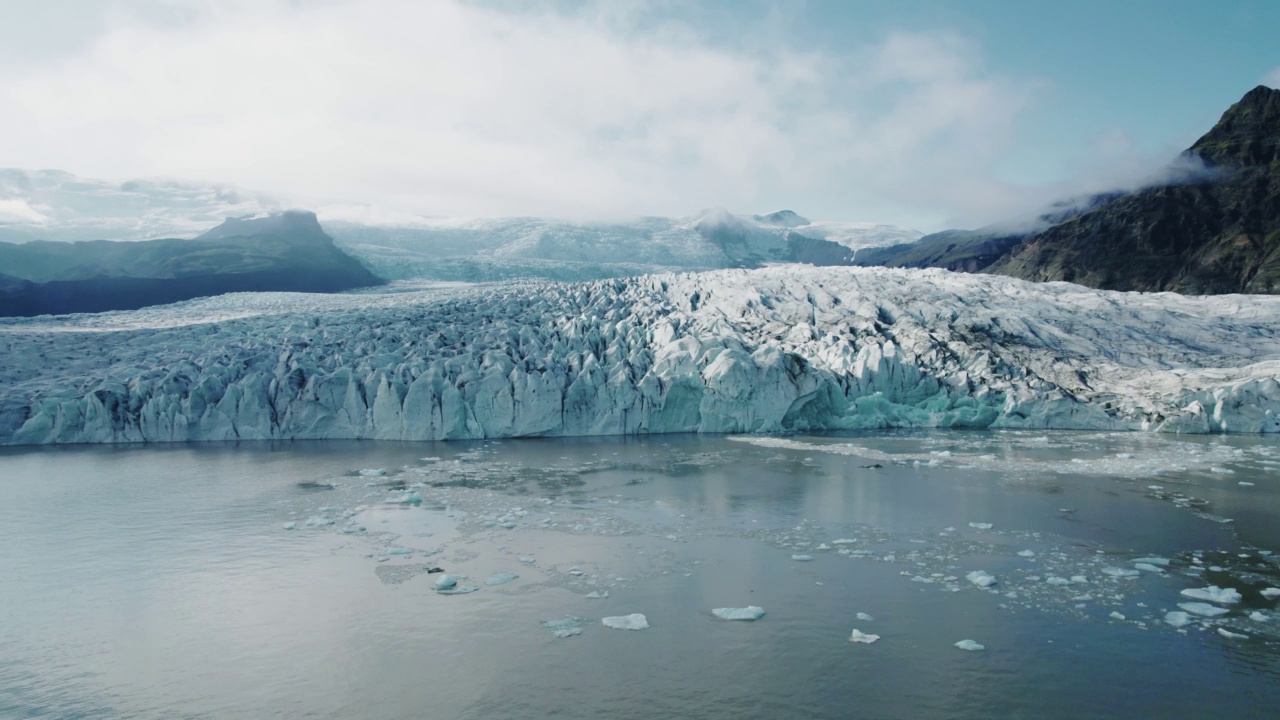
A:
[986,86,1280,294]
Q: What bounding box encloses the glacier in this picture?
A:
[2,265,1280,445]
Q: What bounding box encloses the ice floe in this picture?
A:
[602,614,649,630]
[711,606,765,621]
[954,640,985,651]
[1178,602,1230,618]
[849,629,880,644]
[1179,586,1241,604]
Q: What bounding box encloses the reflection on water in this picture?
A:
[1,430,1278,719]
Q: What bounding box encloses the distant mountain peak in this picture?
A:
[196,209,326,242]
[753,210,811,228]
[1188,84,1280,167]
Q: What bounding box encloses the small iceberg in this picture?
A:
[968,523,993,530]
[1017,550,1036,558]
[856,612,874,622]
[358,468,387,477]
[385,491,422,505]
[543,616,586,638]
[712,606,765,621]
[791,554,815,562]
[954,639,985,651]
[966,570,997,588]
[1260,587,1280,599]
[281,521,296,530]
[1164,611,1192,628]
[1101,566,1140,579]
[849,629,880,644]
[1180,586,1241,604]
[585,590,610,599]
[602,614,649,630]
[485,572,520,586]
[1178,602,1230,617]
[1217,628,1249,640]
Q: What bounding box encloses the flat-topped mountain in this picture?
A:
[0,211,382,317]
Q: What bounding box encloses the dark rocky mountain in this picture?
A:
[986,86,1280,293]
[0,210,383,317]
[858,85,1280,294]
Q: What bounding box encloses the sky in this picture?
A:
[0,0,1277,231]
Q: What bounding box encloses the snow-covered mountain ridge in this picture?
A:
[2,266,1277,445]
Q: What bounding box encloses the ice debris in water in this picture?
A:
[1101,566,1140,579]
[954,640,985,651]
[585,590,610,599]
[1217,628,1249,640]
[435,574,459,590]
[304,516,334,527]
[1164,611,1193,628]
[1180,586,1241,604]
[968,523,993,530]
[1133,563,1165,573]
[1260,588,1280,599]
[791,554,815,562]
[1250,611,1268,622]
[519,556,537,564]
[1132,557,1170,566]
[849,629,880,644]
[602,614,649,630]
[543,616,586,638]
[385,491,422,505]
[359,469,387,477]
[1178,602,1230,617]
[856,612,874,622]
[1017,550,1036,558]
[485,572,520,586]
[281,521,296,530]
[966,570,997,588]
[712,606,765,621]
[1109,611,1126,621]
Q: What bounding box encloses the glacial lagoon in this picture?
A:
[2,430,1279,719]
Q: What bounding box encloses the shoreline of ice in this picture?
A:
[4,266,1280,445]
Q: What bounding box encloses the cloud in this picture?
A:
[0,1,1039,228]
[0,199,48,225]
[1265,66,1280,89]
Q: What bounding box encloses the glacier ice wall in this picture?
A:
[2,266,1279,445]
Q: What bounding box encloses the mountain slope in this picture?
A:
[985,85,1280,293]
[0,211,382,317]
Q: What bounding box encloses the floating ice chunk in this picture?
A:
[815,544,831,551]
[1250,611,1268,622]
[1017,550,1036,558]
[1239,482,1255,487]
[1178,602,1230,617]
[966,570,997,588]
[1131,557,1170,566]
[1071,576,1089,584]
[1101,567,1140,579]
[791,554,815,562]
[485,572,520,586]
[386,546,412,556]
[1180,586,1241,604]
[281,522,296,530]
[385,491,422,505]
[849,629,880,644]
[712,606,765,621]
[1164,611,1192,627]
[1260,588,1280,599]
[1109,611,1126,621]
[303,516,334,527]
[954,640,985,651]
[543,616,586,638]
[585,590,610,599]
[358,468,387,477]
[436,585,478,595]
[1045,576,1071,586]
[435,574,458,590]
[1217,628,1248,640]
[602,614,649,630]
[1133,563,1164,573]
[856,612,874,621]
[568,567,585,576]
[832,539,856,545]
[968,523,993,530]
[519,556,536,564]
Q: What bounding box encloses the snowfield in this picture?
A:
[2,266,1279,445]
